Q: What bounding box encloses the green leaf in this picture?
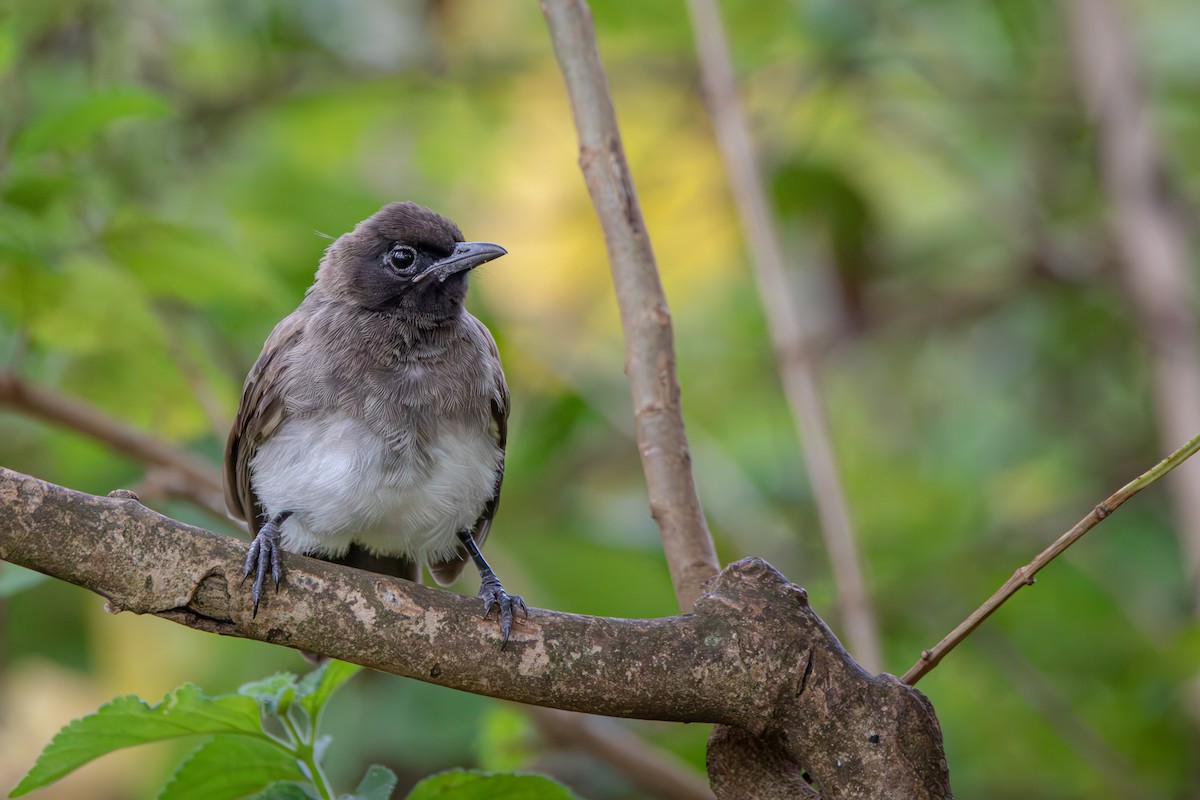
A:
[405,770,577,800]
[296,660,362,726]
[343,764,398,800]
[1,160,76,213]
[158,737,305,800]
[239,672,300,718]
[10,685,264,796]
[0,563,47,597]
[13,88,171,158]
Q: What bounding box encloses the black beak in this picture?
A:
[415,241,507,283]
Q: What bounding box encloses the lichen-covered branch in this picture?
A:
[0,467,952,798]
[540,0,720,612]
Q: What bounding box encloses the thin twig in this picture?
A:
[904,429,1200,685]
[683,0,882,671]
[1063,0,1200,614]
[540,0,720,611]
[1064,0,1200,744]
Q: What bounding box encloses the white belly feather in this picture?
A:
[250,413,498,564]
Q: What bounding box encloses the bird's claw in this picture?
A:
[479,574,527,649]
[242,521,285,617]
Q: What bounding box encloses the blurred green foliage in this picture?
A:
[1,0,1199,797]
[11,657,573,799]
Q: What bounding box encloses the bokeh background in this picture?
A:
[2,0,1200,797]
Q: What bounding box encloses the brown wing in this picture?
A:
[225,306,422,582]
[223,311,307,535]
[428,324,509,586]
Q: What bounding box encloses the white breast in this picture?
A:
[250,413,499,565]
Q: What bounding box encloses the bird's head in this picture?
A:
[316,201,506,323]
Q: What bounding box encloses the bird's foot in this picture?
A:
[478,574,527,649]
[242,513,289,617]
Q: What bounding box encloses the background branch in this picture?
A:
[540,0,720,612]
[1062,0,1200,756]
[528,708,714,800]
[0,373,225,516]
[0,467,952,799]
[1063,0,1200,613]
[684,0,881,672]
[903,429,1200,684]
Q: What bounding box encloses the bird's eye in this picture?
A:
[386,244,417,272]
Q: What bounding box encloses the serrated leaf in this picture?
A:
[343,764,397,800]
[158,736,305,800]
[13,88,171,157]
[405,770,577,800]
[239,672,300,717]
[296,660,362,726]
[10,685,264,796]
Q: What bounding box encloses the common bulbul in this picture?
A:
[223,201,525,643]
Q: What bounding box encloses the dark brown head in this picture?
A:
[315,201,506,323]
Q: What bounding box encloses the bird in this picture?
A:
[223,201,525,645]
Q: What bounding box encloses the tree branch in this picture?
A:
[707,727,821,800]
[0,467,952,799]
[683,0,881,673]
[1063,0,1200,613]
[540,0,720,612]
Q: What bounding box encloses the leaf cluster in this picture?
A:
[10,660,574,800]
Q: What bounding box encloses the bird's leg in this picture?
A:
[456,529,527,648]
[243,511,292,617]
